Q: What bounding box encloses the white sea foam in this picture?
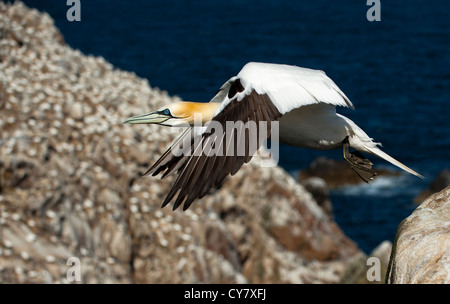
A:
[332,173,421,198]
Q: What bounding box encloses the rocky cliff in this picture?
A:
[0,2,364,283]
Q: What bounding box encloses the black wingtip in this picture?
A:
[172,198,183,211]
[161,198,171,209]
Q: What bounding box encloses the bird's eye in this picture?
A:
[161,109,171,116]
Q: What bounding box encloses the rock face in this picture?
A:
[0,2,362,283]
[386,186,450,284]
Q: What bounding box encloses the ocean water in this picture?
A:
[20,0,450,253]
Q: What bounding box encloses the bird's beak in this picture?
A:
[123,111,170,125]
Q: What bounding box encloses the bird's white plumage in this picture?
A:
[214,62,354,117]
[210,62,423,179]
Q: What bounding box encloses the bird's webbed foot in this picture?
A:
[342,137,378,183]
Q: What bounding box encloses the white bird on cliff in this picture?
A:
[124,62,423,210]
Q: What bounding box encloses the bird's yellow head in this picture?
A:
[123,102,220,127]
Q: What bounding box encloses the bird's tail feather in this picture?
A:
[341,114,423,179]
[364,145,424,179]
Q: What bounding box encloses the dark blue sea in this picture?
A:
[21,0,450,254]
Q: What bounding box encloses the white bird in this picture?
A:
[124,62,423,210]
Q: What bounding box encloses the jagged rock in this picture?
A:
[386,186,450,284]
[0,2,363,283]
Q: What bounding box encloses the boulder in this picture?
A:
[298,157,401,188]
[386,186,450,284]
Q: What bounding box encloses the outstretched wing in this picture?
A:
[147,62,353,210]
[215,62,354,116]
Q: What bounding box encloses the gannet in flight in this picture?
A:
[125,62,423,210]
